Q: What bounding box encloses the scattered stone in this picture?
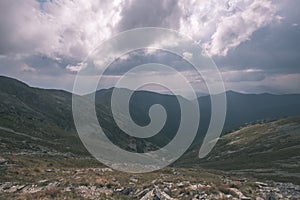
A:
[176,182,184,188]
[38,179,48,184]
[229,188,249,199]
[188,183,205,191]
[176,181,190,188]
[256,197,264,200]
[74,185,113,199]
[23,185,43,194]
[255,182,268,187]
[238,178,247,182]
[153,195,160,200]
[140,186,177,200]
[199,192,208,199]
[64,187,72,192]
[0,182,12,192]
[114,187,124,193]
[93,168,113,172]
[163,187,171,195]
[122,187,133,195]
[241,197,252,200]
[0,158,7,165]
[46,181,60,190]
[17,185,27,191]
[266,191,276,200]
[6,185,19,193]
[130,177,138,183]
[136,188,150,198]
[171,169,179,175]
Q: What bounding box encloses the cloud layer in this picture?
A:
[0,0,299,94]
[0,0,279,58]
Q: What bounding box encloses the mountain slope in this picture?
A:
[0,76,88,155]
[0,76,74,134]
[1,75,300,157]
[194,117,300,183]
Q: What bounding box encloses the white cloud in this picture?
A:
[0,0,124,60]
[42,0,124,59]
[66,62,87,72]
[0,0,51,55]
[20,64,36,73]
[178,0,279,56]
[182,51,193,60]
[205,0,278,56]
[0,0,280,59]
[222,68,265,82]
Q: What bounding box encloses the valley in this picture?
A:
[0,76,300,199]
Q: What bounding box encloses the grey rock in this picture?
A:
[163,187,171,195]
[140,186,177,200]
[122,187,133,195]
[46,181,60,189]
[0,158,7,165]
[130,177,138,183]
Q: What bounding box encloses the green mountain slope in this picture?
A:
[195,117,300,183]
[0,76,88,155]
[1,75,300,161]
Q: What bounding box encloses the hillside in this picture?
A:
[0,76,88,155]
[1,75,300,156]
[196,117,300,184]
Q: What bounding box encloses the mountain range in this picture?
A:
[1,75,300,157]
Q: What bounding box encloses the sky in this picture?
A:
[0,0,299,95]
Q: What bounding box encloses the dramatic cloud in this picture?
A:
[0,0,123,59]
[214,0,300,75]
[117,0,182,31]
[178,0,280,56]
[0,0,299,95]
[203,0,279,56]
[0,0,50,55]
[0,0,279,59]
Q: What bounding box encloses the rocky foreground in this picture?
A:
[1,155,300,200]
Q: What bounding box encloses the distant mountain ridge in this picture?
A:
[1,75,300,156]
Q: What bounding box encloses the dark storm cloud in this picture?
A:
[214,0,300,76]
[117,0,181,31]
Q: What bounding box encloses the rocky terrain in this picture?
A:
[1,154,300,200]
